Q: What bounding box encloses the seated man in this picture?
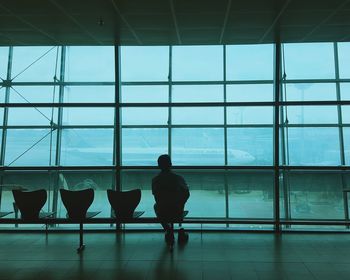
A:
[152,154,190,245]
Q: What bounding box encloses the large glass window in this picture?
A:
[1,42,350,229]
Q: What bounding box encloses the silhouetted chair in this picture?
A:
[0,212,13,218]
[60,188,100,253]
[12,189,53,220]
[107,189,144,220]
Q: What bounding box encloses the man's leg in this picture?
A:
[154,204,171,231]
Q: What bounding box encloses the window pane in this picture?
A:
[0,47,9,79]
[342,106,350,123]
[172,85,223,103]
[8,108,57,126]
[340,83,350,101]
[227,107,273,124]
[284,172,344,219]
[121,85,168,103]
[172,128,224,165]
[227,84,273,102]
[228,171,273,218]
[344,128,350,165]
[60,129,113,166]
[286,106,338,124]
[338,42,350,78]
[5,129,57,166]
[122,128,168,166]
[121,170,160,217]
[227,128,273,165]
[226,44,273,81]
[10,86,59,103]
[286,128,340,165]
[283,43,335,79]
[122,108,168,125]
[172,46,223,81]
[283,83,337,101]
[62,108,114,125]
[65,46,114,81]
[57,171,113,219]
[177,170,226,217]
[12,47,60,82]
[1,172,54,215]
[121,46,169,82]
[64,86,115,103]
[172,107,223,125]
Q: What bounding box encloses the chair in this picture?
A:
[60,188,100,253]
[107,189,143,220]
[12,189,48,220]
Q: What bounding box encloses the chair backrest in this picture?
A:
[107,189,141,219]
[12,189,47,220]
[60,188,94,220]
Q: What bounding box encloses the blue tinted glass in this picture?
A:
[8,108,57,126]
[227,84,273,102]
[121,85,168,103]
[172,85,223,102]
[344,128,350,165]
[0,47,8,79]
[283,83,337,101]
[227,128,273,166]
[5,129,57,166]
[61,129,113,166]
[121,46,169,82]
[172,46,223,81]
[10,86,59,103]
[286,128,340,165]
[226,44,273,80]
[286,106,338,124]
[12,46,60,82]
[227,107,273,124]
[283,43,335,79]
[338,42,350,78]
[122,108,168,125]
[342,106,350,124]
[64,86,115,103]
[340,83,350,101]
[122,128,168,166]
[172,107,223,125]
[62,108,114,125]
[172,128,224,165]
[65,46,114,81]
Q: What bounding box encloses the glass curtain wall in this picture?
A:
[0,43,349,229]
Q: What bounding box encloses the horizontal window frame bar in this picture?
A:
[2,101,350,107]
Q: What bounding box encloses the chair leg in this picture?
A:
[169,223,174,252]
[77,222,85,253]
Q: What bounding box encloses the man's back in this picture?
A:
[152,170,189,217]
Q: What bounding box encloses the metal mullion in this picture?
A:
[168,46,172,158]
[334,43,349,224]
[274,42,281,233]
[52,46,65,218]
[0,103,116,108]
[121,80,274,86]
[223,45,229,224]
[60,125,115,129]
[115,45,121,191]
[5,126,53,129]
[0,46,13,211]
[121,124,273,129]
[9,81,115,86]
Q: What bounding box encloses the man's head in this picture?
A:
[157,154,172,171]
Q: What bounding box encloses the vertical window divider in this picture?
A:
[115,45,121,191]
[334,42,348,224]
[274,42,281,233]
[0,46,12,211]
[223,45,229,223]
[168,46,172,158]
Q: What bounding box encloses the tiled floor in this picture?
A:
[1,231,350,279]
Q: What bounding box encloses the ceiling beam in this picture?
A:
[48,0,103,45]
[110,0,142,45]
[169,0,181,44]
[0,2,62,45]
[259,0,292,43]
[301,0,350,42]
[219,0,232,44]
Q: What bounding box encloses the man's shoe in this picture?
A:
[178,228,189,244]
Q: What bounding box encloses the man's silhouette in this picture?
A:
[152,154,190,245]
